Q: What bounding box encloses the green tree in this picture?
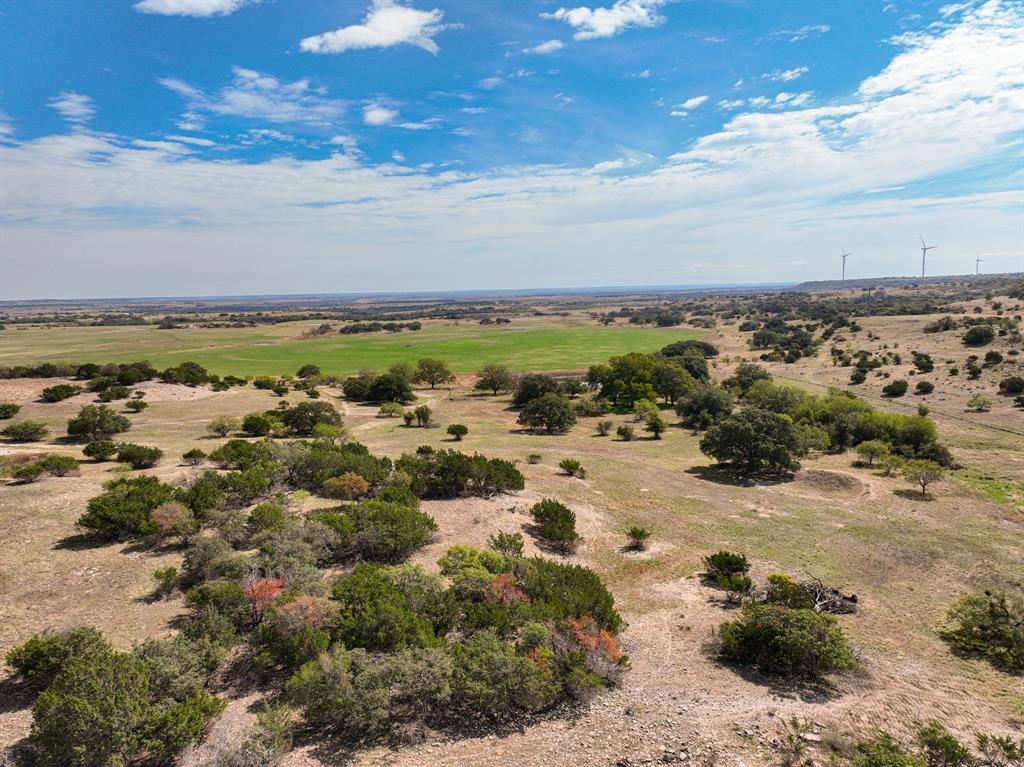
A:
[415,358,455,389]
[676,386,733,429]
[2,420,49,442]
[699,408,802,473]
[280,401,342,436]
[517,393,576,434]
[644,412,668,440]
[902,459,944,495]
[854,440,889,466]
[474,364,514,395]
[66,404,130,441]
[446,424,468,441]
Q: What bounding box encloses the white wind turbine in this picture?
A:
[918,235,937,278]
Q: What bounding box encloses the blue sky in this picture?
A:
[1,0,1022,299]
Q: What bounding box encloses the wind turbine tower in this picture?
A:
[975,254,983,275]
[840,246,851,281]
[918,235,937,278]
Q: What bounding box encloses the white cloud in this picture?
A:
[134,0,253,16]
[328,134,360,152]
[717,99,746,110]
[522,39,565,54]
[392,150,406,162]
[160,66,344,125]
[48,92,95,123]
[626,69,651,79]
[165,134,217,146]
[241,128,294,143]
[301,0,447,55]
[398,117,442,130]
[541,0,665,41]
[3,1,1022,298]
[363,102,398,125]
[679,95,709,110]
[478,76,504,89]
[460,106,489,114]
[764,66,809,82]
[769,24,831,42]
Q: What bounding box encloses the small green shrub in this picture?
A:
[940,589,1023,671]
[182,447,206,465]
[616,424,635,441]
[66,404,130,441]
[717,603,856,678]
[2,420,49,442]
[596,420,613,436]
[882,379,909,397]
[78,475,178,539]
[446,424,468,441]
[558,458,586,478]
[116,443,164,469]
[529,499,580,552]
[527,452,542,464]
[626,526,651,551]
[6,627,111,690]
[41,454,80,476]
[0,402,21,419]
[41,383,81,402]
[703,551,750,580]
[83,439,118,461]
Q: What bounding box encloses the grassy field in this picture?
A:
[0,319,700,376]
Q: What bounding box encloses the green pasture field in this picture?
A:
[0,318,701,377]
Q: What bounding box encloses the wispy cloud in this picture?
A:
[48,92,95,123]
[301,0,449,55]
[521,39,565,54]
[769,24,831,42]
[160,66,344,125]
[671,94,708,116]
[134,0,254,16]
[763,66,809,82]
[541,0,665,41]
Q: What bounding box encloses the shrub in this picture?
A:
[297,364,321,378]
[854,440,889,466]
[248,501,287,534]
[558,458,586,478]
[626,526,651,551]
[28,646,223,767]
[241,412,275,437]
[207,438,275,469]
[413,404,432,427]
[207,415,239,437]
[902,459,944,495]
[78,475,178,539]
[84,439,118,461]
[6,627,111,691]
[186,579,250,626]
[280,401,342,436]
[182,447,206,465]
[703,551,750,580]
[117,443,164,469]
[853,733,923,767]
[940,589,1023,671]
[529,499,580,552]
[41,383,81,402]
[616,424,634,441]
[723,362,771,394]
[596,419,613,436]
[152,501,197,543]
[322,471,370,500]
[342,500,438,562]
[258,596,337,670]
[882,379,909,397]
[153,566,178,597]
[527,452,542,464]
[378,401,406,418]
[966,393,992,412]
[41,454,80,476]
[0,402,21,419]
[984,351,1004,365]
[699,408,802,473]
[446,423,468,441]
[914,380,934,395]
[488,530,525,559]
[644,412,668,439]
[999,375,1024,394]
[397,448,524,499]
[66,404,130,441]
[522,557,621,633]
[717,603,856,678]
[124,398,148,413]
[14,462,45,482]
[676,386,733,429]
[963,325,995,346]
[2,420,49,442]
[331,563,447,651]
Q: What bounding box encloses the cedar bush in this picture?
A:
[116,443,164,469]
[529,499,580,551]
[717,603,856,678]
[66,404,130,441]
[940,589,1024,672]
[83,439,118,461]
[2,420,49,442]
[77,475,179,539]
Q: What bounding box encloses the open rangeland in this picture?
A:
[1,289,1022,766]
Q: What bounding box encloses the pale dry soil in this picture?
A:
[1,313,1023,765]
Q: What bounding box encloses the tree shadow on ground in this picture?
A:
[52,532,110,551]
[893,488,935,502]
[698,639,847,703]
[685,465,793,488]
[0,674,35,715]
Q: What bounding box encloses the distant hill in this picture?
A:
[790,272,1023,293]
